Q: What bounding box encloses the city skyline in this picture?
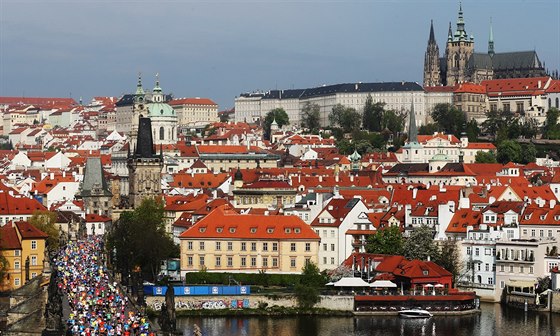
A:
[1,0,559,110]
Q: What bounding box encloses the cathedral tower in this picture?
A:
[445,3,474,86]
[423,20,441,87]
[130,73,147,150]
[128,117,163,208]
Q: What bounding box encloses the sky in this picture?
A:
[0,0,559,110]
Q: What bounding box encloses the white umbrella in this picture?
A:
[326,282,335,286]
[424,284,434,287]
[332,277,371,287]
[370,280,397,288]
[434,284,445,288]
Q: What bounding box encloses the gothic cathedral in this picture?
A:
[423,4,547,87]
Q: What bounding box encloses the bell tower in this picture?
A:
[446,3,474,86]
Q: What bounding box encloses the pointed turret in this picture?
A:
[488,17,495,57]
[447,21,453,42]
[135,72,145,96]
[135,117,157,159]
[428,20,436,44]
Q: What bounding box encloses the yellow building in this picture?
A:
[179,205,320,274]
[0,221,48,291]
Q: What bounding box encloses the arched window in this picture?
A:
[556,97,559,108]
[159,127,164,140]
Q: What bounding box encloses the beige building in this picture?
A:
[179,205,320,274]
[197,145,280,173]
[169,98,218,128]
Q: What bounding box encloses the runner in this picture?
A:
[57,237,155,336]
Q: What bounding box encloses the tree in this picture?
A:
[263,108,289,140]
[403,225,439,261]
[482,109,519,141]
[28,210,60,254]
[475,151,497,163]
[366,226,404,255]
[418,123,440,135]
[465,119,480,142]
[329,104,361,133]
[294,262,325,309]
[107,198,178,281]
[543,108,560,139]
[219,112,230,123]
[520,143,537,164]
[362,96,384,132]
[381,109,406,136]
[430,103,466,137]
[301,102,321,133]
[435,240,462,285]
[496,140,521,164]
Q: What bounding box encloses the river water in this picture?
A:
[176,303,560,336]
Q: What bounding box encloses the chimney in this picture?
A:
[538,80,542,89]
[50,172,54,180]
[551,200,557,209]
[412,188,418,199]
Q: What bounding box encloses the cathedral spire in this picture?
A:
[488,17,495,57]
[428,19,436,44]
[135,72,144,96]
[408,98,418,144]
[456,2,467,40]
[447,21,453,42]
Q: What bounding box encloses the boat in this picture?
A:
[398,308,433,318]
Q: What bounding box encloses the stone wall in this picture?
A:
[550,292,560,313]
[145,294,354,311]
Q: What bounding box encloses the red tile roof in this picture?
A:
[180,205,319,240]
[454,82,486,94]
[169,98,217,106]
[0,224,21,249]
[15,221,49,239]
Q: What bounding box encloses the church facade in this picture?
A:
[424,4,547,87]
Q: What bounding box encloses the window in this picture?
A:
[251,257,257,267]
[263,257,268,268]
[290,258,296,268]
[290,243,296,252]
[331,244,335,252]
[305,243,311,252]
[488,277,494,285]
[31,240,37,250]
[227,256,233,267]
[241,257,247,267]
[475,248,479,256]
[510,265,514,273]
[14,250,20,257]
[263,243,268,251]
[159,127,164,140]
[215,256,221,267]
[187,241,193,250]
[330,230,335,238]
[323,257,327,264]
[520,266,524,273]
[500,265,504,272]
[199,242,205,250]
[323,243,327,251]
[241,242,246,251]
[14,278,20,287]
[272,258,278,267]
[500,281,505,289]
[485,264,489,271]
[227,242,233,251]
[485,248,491,256]
[466,247,471,255]
[187,256,193,266]
[31,272,36,278]
[531,229,536,237]
[251,242,257,251]
[331,257,335,264]
[14,260,20,270]
[199,256,205,266]
[30,256,37,266]
[272,243,278,251]
[216,242,221,251]
[530,267,534,274]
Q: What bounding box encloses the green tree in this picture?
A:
[107,198,178,281]
[294,262,325,309]
[403,225,439,261]
[366,226,404,255]
[362,97,384,132]
[475,151,497,163]
[435,240,462,285]
[418,123,440,135]
[329,104,361,133]
[381,109,406,136]
[301,102,321,133]
[520,143,537,164]
[496,140,521,164]
[430,103,466,137]
[482,110,519,141]
[543,108,560,139]
[263,108,290,140]
[465,119,480,142]
[520,118,539,139]
[28,210,60,253]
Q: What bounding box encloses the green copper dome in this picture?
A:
[148,102,175,117]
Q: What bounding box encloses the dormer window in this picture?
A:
[525,215,531,220]
[267,228,274,234]
[250,227,257,233]
[423,270,429,276]
[229,227,236,233]
[540,215,546,220]
[294,228,301,234]
[216,227,223,233]
[285,228,291,234]
[199,227,206,233]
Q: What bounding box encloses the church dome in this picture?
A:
[148,102,175,117]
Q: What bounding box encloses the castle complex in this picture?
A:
[424,4,547,87]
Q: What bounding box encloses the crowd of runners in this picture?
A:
[57,238,155,336]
